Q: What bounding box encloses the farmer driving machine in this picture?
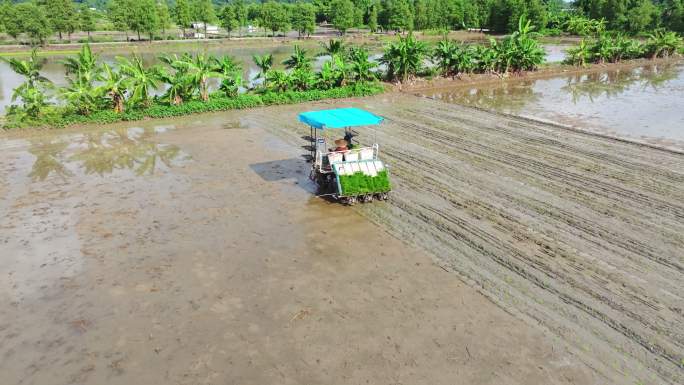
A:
[299,108,392,205]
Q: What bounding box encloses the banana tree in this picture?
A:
[97,63,126,113]
[565,40,590,66]
[264,69,293,92]
[646,30,683,59]
[8,85,51,119]
[317,39,345,57]
[61,44,101,81]
[211,56,243,97]
[290,67,316,91]
[380,33,428,83]
[432,39,457,76]
[347,47,377,83]
[117,56,161,107]
[453,45,476,74]
[3,49,51,88]
[283,45,312,70]
[2,49,52,117]
[59,69,101,115]
[176,54,222,101]
[252,54,273,80]
[157,54,194,105]
[317,55,348,89]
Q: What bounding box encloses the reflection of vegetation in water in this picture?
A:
[428,80,539,113]
[28,127,185,180]
[562,64,680,103]
[29,140,74,181]
[70,128,183,176]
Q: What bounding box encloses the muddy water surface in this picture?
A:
[420,62,684,150]
[0,113,598,384]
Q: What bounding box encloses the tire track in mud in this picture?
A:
[251,94,684,384]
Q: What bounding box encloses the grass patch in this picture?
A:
[0,49,81,57]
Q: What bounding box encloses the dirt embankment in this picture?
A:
[0,30,486,56]
[258,94,684,385]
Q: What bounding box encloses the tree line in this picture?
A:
[1,0,684,45]
[3,14,681,128]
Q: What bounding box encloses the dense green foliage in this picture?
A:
[338,170,391,195]
[4,0,684,45]
[381,17,545,82]
[2,14,680,128]
[575,0,684,33]
[2,42,385,128]
[565,30,683,65]
[4,81,384,129]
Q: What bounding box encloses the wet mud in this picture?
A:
[411,60,684,152]
[1,114,598,384]
[256,94,684,384]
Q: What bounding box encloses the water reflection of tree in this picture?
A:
[562,64,680,103]
[28,127,184,180]
[28,140,74,181]
[70,128,182,176]
[428,81,540,113]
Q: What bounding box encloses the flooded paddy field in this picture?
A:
[258,94,684,384]
[2,91,683,383]
[419,61,684,151]
[0,113,599,384]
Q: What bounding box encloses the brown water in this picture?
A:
[420,62,684,150]
[0,111,601,385]
[3,91,682,384]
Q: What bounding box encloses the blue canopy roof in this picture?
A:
[298,108,384,130]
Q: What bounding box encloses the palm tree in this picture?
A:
[283,45,312,70]
[252,54,273,80]
[117,55,161,107]
[97,63,126,112]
